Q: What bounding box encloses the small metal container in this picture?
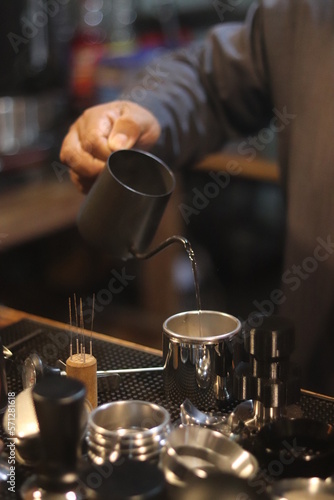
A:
[162,311,241,409]
[86,400,172,464]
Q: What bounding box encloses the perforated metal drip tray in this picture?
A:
[2,318,334,424]
[1,319,334,498]
[1,319,182,420]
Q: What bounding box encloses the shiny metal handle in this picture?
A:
[131,235,191,259]
[96,366,164,378]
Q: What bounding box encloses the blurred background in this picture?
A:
[0,0,284,349]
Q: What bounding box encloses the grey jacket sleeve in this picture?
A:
[121,1,272,170]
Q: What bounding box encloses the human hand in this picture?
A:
[60,100,161,193]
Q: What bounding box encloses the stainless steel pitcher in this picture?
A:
[162,310,241,410]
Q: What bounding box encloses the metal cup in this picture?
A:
[77,149,175,260]
[162,311,241,410]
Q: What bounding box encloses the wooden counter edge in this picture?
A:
[0,305,163,357]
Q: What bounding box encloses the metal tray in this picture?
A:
[0,319,334,499]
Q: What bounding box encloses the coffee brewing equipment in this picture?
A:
[20,377,97,499]
[77,149,177,260]
[232,315,301,429]
[160,425,259,488]
[180,315,302,437]
[77,153,301,438]
[162,310,241,409]
[86,400,172,464]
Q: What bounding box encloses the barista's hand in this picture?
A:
[60,100,161,193]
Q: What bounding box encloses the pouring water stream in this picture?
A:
[132,235,203,336]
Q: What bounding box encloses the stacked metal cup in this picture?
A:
[86,400,172,464]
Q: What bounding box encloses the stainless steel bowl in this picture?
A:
[160,425,259,488]
[86,400,172,464]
